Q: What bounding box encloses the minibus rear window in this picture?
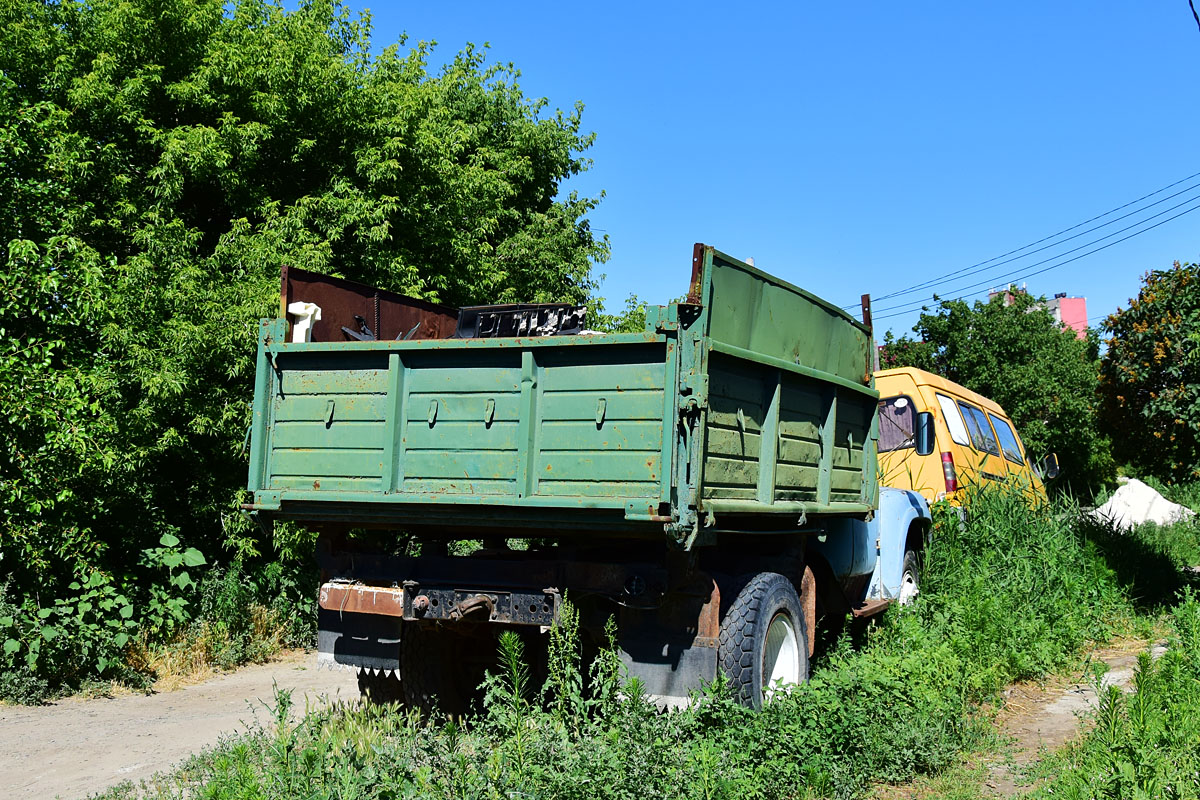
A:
[878,396,916,452]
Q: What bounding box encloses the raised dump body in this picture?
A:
[245,244,880,545]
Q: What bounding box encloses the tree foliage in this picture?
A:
[881,293,1114,493]
[0,0,607,686]
[1099,261,1200,482]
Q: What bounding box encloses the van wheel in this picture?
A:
[357,669,403,705]
[898,549,921,606]
[718,572,809,709]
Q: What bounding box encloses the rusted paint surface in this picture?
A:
[851,597,891,618]
[801,565,817,658]
[318,582,405,617]
[282,265,458,342]
[695,578,721,642]
[687,242,706,304]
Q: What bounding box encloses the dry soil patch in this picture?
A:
[984,640,1167,797]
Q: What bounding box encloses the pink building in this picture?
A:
[1044,293,1088,340]
[988,287,1089,340]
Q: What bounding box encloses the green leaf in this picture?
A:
[119,604,134,620]
[37,608,52,619]
[3,639,19,656]
[182,547,206,567]
[159,533,180,548]
[113,632,129,649]
[0,616,13,628]
[40,625,58,641]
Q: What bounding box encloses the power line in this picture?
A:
[859,180,1200,308]
[871,193,1200,317]
[872,199,1200,322]
[846,168,1200,310]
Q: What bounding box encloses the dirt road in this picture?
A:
[0,651,359,800]
[985,641,1168,796]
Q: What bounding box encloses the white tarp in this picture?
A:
[1091,478,1196,532]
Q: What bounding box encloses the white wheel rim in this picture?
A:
[899,568,919,605]
[762,611,801,700]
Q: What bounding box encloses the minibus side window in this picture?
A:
[878,396,916,452]
[988,413,1026,465]
[958,402,1001,456]
[935,393,971,446]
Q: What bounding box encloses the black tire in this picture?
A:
[356,669,403,705]
[899,549,921,606]
[718,572,809,709]
[400,623,491,716]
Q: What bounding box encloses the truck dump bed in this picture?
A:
[245,245,879,544]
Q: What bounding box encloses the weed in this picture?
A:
[0,666,52,705]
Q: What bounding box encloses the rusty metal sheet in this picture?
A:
[801,565,816,657]
[318,582,405,617]
[281,265,458,342]
[695,578,721,643]
[851,597,891,618]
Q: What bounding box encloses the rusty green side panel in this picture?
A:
[245,245,878,545]
[687,247,879,519]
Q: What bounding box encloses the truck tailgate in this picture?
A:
[249,334,674,529]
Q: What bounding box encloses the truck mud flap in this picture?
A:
[618,637,717,708]
[316,607,402,673]
[616,584,720,708]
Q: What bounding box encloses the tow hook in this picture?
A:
[449,594,495,621]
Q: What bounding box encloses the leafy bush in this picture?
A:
[920,488,1126,691]
[188,556,317,671]
[0,534,203,701]
[1100,261,1200,483]
[1,0,605,695]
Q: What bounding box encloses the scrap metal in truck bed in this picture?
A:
[243,244,931,710]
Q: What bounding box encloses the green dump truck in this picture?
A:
[243,244,932,710]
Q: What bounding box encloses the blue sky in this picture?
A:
[356,2,1199,337]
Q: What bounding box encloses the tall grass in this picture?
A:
[93,486,1185,800]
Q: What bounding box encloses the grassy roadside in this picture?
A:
[1022,591,1200,799]
[86,484,1200,800]
[0,558,315,705]
[868,492,1200,800]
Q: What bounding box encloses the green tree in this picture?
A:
[1,0,607,686]
[1099,261,1200,482]
[882,293,1114,493]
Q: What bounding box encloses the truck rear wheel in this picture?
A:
[718,572,809,709]
[357,669,403,705]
